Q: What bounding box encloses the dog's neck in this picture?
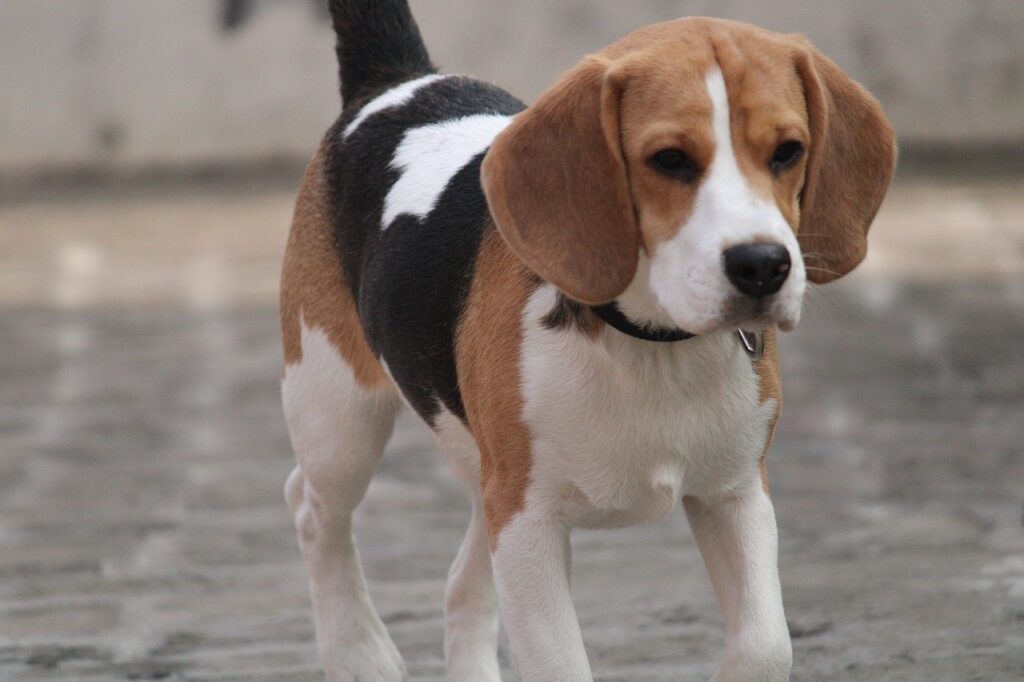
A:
[591,302,695,343]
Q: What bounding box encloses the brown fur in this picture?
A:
[280,146,389,388]
[794,38,897,282]
[615,46,712,250]
[483,18,895,300]
[456,228,538,548]
[482,57,638,306]
[753,329,782,493]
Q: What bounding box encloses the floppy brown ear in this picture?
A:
[481,57,637,305]
[796,46,897,284]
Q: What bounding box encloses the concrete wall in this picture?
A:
[2,0,1022,177]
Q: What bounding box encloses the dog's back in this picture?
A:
[283,0,524,427]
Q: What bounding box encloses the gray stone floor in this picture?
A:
[1,179,1023,680]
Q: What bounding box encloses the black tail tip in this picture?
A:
[328,0,436,105]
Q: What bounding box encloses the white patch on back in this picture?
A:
[343,74,445,139]
[381,114,512,229]
[646,67,806,334]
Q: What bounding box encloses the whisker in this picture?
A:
[804,265,843,277]
[800,285,837,323]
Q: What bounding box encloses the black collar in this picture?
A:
[591,302,695,343]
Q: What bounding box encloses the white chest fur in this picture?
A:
[519,286,777,528]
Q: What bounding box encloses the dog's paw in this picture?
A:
[324,635,407,682]
[709,643,792,682]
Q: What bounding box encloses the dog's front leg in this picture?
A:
[489,509,592,682]
[684,484,792,682]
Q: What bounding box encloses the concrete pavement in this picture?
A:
[0,176,1022,680]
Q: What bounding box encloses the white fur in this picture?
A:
[487,284,786,680]
[491,511,592,682]
[428,409,501,681]
[381,114,512,229]
[686,489,792,681]
[647,68,806,335]
[343,74,445,139]
[431,407,482,483]
[282,321,406,682]
[285,326,502,680]
[518,284,775,530]
[444,493,501,682]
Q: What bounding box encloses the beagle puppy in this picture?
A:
[280,1,895,680]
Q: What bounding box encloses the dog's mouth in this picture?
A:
[673,293,801,336]
[723,294,801,333]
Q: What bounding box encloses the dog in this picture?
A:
[280,1,895,680]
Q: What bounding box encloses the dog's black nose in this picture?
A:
[723,243,791,298]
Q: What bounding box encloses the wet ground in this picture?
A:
[1,176,1022,680]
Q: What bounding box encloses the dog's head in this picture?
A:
[482,18,896,334]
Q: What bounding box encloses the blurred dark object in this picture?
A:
[221,0,329,32]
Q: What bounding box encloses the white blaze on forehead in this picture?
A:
[382,114,512,229]
[701,66,804,285]
[343,74,445,139]
[707,70,741,190]
[677,66,792,250]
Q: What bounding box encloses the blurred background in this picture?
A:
[1,1,1022,680]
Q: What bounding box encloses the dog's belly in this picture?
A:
[518,287,776,529]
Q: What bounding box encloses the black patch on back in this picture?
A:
[321,76,526,426]
[361,154,490,423]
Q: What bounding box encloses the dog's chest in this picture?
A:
[518,288,776,528]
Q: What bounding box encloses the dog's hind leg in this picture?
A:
[444,491,499,675]
[444,486,501,681]
[281,148,406,681]
[282,323,404,682]
[428,415,502,681]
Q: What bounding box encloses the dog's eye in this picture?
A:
[649,148,701,182]
[770,141,804,176]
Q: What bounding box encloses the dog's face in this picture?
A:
[483,18,896,334]
[618,44,811,333]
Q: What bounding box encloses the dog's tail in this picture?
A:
[328,0,436,107]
